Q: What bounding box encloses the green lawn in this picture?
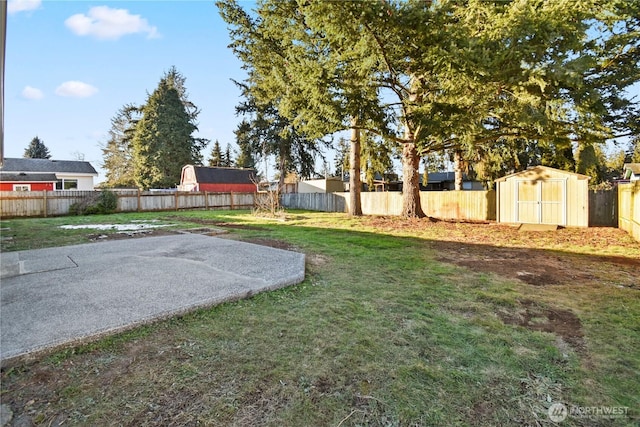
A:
[1,210,638,426]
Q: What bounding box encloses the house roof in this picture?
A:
[0,173,58,182]
[192,166,256,184]
[426,172,474,183]
[495,165,590,182]
[0,158,98,175]
[624,163,640,174]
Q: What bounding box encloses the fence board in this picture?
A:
[281,193,347,212]
[619,182,640,242]
[589,189,617,227]
[421,191,496,221]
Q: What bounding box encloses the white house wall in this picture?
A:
[56,174,95,191]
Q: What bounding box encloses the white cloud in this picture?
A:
[21,86,44,100]
[64,6,160,40]
[8,0,41,14]
[55,81,99,98]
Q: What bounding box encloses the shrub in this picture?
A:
[69,190,118,215]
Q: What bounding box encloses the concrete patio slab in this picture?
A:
[0,234,305,364]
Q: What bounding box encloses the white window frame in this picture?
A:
[13,184,31,191]
[55,179,78,190]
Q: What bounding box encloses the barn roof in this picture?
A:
[495,165,590,182]
[0,158,98,175]
[192,166,256,184]
[0,173,58,182]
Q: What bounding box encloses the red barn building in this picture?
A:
[178,165,257,193]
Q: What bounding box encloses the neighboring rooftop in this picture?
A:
[0,173,57,182]
[0,158,98,175]
[192,166,256,184]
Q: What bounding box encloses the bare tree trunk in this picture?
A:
[453,149,463,191]
[349,120,362,216]
[401,141,425,218]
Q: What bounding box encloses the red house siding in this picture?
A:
[0,182,54,191]
[199,183,257,193]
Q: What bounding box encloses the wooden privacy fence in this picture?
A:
[280,192,346,213]
[0,190,255,218]
[589,189,618,227]
[618,182,640,242]
[2,188,626,229]
[281,191,497,221]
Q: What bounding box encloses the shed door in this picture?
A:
[515,179,566,225]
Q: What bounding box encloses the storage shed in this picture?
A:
[496,166,590,227]
[178,165,257,193]
[298,177,344,193]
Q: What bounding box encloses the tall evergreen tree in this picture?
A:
[132,76,203,189]
[218,0,385,215]
[224,143,233,167]
[234,120,257,170]
[233,81,325,188]
[208,140,223,167]
[101,104,139,187]
[23,136,51,159]
[628,139,640,163]
[361,133,394,191]
[576,142,607,185]
[334,138,350,180]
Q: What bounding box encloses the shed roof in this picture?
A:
[0,158,98,175]
[624,163,640,174]
[192,166,256,184]
[0,173,58,182]
[495,165,590,182]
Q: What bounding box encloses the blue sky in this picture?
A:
[6,0,252,183]
[6,1,637,185]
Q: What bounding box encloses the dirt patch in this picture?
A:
[497,300,585,354]
[362,216,640,289]
[435,242,639,289]
[435,244,592,286]
[240,237,296,251]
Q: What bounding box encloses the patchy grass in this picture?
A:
[1,210,639,426]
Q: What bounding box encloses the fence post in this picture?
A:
[137,189,141,212]
[175,191,179,211]
[230,192,235,210]
[43,190,48,218]
[204,191,209,210]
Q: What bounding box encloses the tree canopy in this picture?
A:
[219,0,639,216]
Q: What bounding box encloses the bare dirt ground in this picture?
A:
[363,216,640,289]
